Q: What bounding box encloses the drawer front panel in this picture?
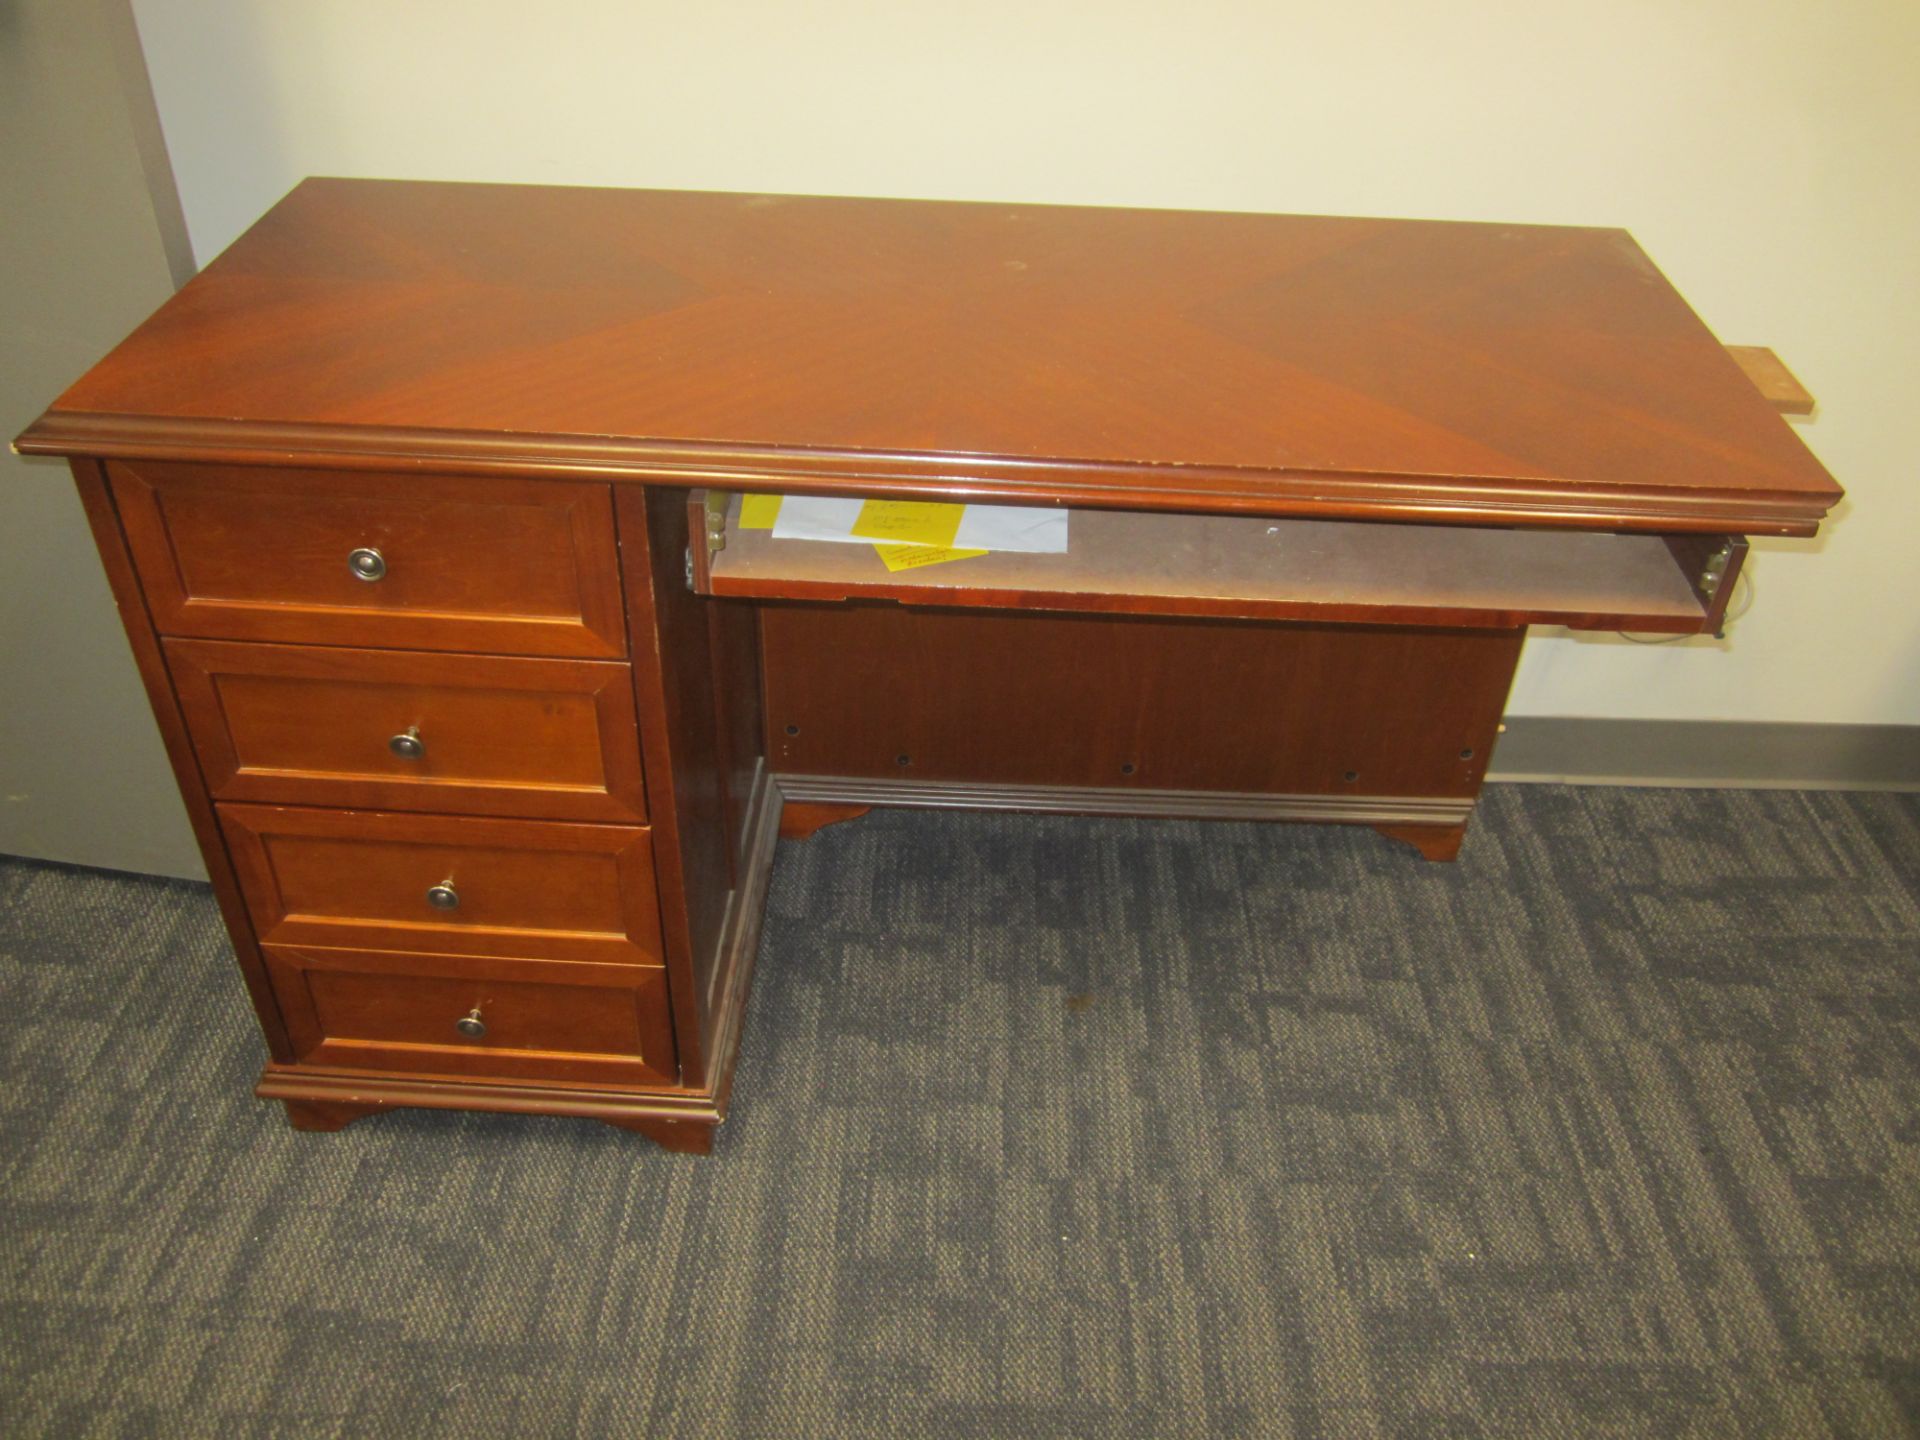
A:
[266,945,676,1085]
[220,805,664,966]
[169,639,647,821]
[111,460,627,656]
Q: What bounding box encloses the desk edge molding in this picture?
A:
[14,411,1837,536]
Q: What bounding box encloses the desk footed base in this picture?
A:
[1372,821,1469,862]
[282,1099,714,1153]
[771,794,1459,864]
[263,1075,724,1154]
[600,1116,715,1154]
[779,801,873,841]
[281,1098,386,1133]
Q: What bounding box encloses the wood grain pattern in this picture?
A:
[264,943,677,1087]
[615,486,752,1090]
[707,495,1716,633]
[166,638,647,821]
[761,607,1521,799]
[218,805,666,967]
[110,459,627,656]
[16,179,1842,536]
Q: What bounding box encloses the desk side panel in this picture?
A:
[710,594,764,882]
[616,487,765,1092]
[65,459,296,1061]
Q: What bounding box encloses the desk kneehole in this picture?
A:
[694,493,1746,852]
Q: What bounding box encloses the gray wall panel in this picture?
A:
[2,0,203,879]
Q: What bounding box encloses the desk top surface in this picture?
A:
[21,179,1840,533]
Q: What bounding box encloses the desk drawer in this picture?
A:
[264,944,676,1086]
[110,460,627,656]
[220,805,664,966]
[169,639,646,821]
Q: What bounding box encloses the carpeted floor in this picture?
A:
[2,785,1918,1438]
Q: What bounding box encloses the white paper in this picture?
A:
[770,497,866,544]
[952,505,1068,554]
[770,497,1068,554]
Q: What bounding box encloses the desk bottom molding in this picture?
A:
[256,1070,725,1153]
[775,772,1474,837]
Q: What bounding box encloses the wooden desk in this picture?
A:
[15,180,1841,1153]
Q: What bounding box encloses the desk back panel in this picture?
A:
[761,606,1521,805]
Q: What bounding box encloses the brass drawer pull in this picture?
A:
[425,880,459,910]
[348,546,387,581]
[388,726,425,760]
[455,1006,486,1039]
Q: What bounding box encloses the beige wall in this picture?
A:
[2,0,201,878]
[104,3,1920,728]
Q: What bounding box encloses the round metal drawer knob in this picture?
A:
[348,547,387,581]
[455,1007,486,1039]
[426,881,460,910]
[389,727,425,760]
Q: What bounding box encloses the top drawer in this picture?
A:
[109,461,628,657]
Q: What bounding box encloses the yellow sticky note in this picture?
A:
[873,544,988,573]
[851,499,965,549]
[739,493,783,529]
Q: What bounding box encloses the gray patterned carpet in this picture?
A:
[3,785,1919,1438]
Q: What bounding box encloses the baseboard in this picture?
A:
[1490,719,1920,791]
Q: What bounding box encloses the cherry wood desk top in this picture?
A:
[17,178,1839,535]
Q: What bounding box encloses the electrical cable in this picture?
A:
[1617,566,1753,644]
